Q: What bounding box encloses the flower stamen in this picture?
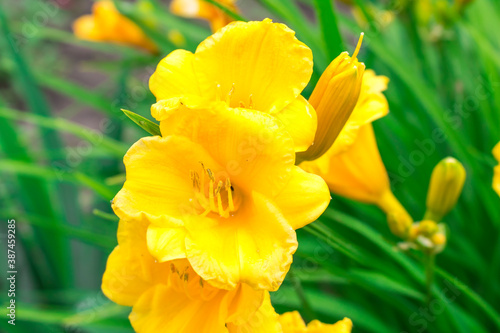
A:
[190,163,237,218]
[352,32,364,59]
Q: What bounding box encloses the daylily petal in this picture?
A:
[274,95,317,152]
[226,283,265,325]
[130,284,230,333]
[273,166,330,230]
[194,19,313,113]
[149,49,201,101]
[158,103,295,197]
[279,312,353,333]
[228,292,282,332]
[147,225,187,262]
[279,311,307,331]
[307,318,353,333]
[112,135,221,226]
[184,191,297,291]
[102,220,170,306]
[301,124,390,205]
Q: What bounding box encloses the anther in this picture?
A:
[226,178,235,211]
[207,169,214,182]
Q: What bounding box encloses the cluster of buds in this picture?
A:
[401,157,466,254]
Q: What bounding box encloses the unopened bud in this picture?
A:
[297,34,365,162]
[424,157,466,222]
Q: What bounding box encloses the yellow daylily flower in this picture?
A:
[493,142,500,196]
[279,311,352,333]
[297,36,365,163]
[102,218,281,332]
[73,0,157,53]
[149,19,317,153]
[170,0,238,32]
[300,70,413,238]
[112,103,330,291]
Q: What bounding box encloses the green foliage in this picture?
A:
[0,0,499,332]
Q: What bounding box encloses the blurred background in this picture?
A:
[1,0,499,332]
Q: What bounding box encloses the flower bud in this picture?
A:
[424,157,466,222]
[409,220,447,254]
[297,34,365,162]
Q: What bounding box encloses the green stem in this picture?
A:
[425,253,436,306]
[201,0,246,21]
[289,270,316,323]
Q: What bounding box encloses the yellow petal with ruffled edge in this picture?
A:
[112,135,221,226]
[273,167,330,230]
[494,142,500,196]
[185,191,297,291]
[194,19,313,113]
[149,49,201,102]
[129,258,266,333]
[228,292,282,332]
[274,96,317,152]
[307,318,353,333]
[279,311,306,332]
[101,220,170,306]
[279,312,353,333]
[130,284,230,333]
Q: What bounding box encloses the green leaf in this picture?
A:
[312,0,344,60]
[201,0,246,21]
[0,107,128,157]
[122,109,161,136]
[35,73,116,116]
[0,4,71,287]
[2,211,116,249]
[93,209,120,223]
[0,159,115,200]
